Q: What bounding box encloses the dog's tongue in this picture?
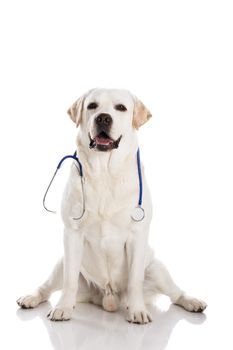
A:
[95,136,113,145]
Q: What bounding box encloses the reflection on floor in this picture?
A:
[16,299,206,350]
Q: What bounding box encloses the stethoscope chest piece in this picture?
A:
[131,206,145,222]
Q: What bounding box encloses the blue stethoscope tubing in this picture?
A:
[137,148,143,207]
[43,151,85,220]
[43,148,144,222]
[132,148,145,221]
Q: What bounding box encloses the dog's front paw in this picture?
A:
[126,307,152,324]
[17,294,43,309]
[175,294,207,313]
[47,306,73,321]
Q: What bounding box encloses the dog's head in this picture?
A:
[68,88,152,152]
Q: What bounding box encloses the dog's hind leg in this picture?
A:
[143,257,207,312]
[17,258,63,309]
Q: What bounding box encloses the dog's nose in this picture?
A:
[95,113,112,127]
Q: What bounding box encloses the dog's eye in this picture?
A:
[87,102,98,110]
[115,104,127,112]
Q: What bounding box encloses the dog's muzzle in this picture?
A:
[89,113,122,151]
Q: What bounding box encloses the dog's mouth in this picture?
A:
[95,131,114,146]
[89,132,122,151]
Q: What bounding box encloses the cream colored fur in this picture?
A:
[17,88,207,324]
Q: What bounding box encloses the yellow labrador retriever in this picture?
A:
[17,88,207,324]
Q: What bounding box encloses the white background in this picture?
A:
[0,0,233,349]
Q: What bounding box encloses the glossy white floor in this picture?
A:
[3,281,232,350]
[15,299,208,350]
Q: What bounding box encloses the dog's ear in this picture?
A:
[132,96,152,129]
[67,95,85,127]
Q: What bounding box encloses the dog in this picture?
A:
[17,88,207,324]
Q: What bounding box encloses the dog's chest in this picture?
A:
[79,174,136,287]
[84,171,137,220]
[81,218,130,290]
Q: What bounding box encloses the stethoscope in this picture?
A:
[43,149,145,222]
